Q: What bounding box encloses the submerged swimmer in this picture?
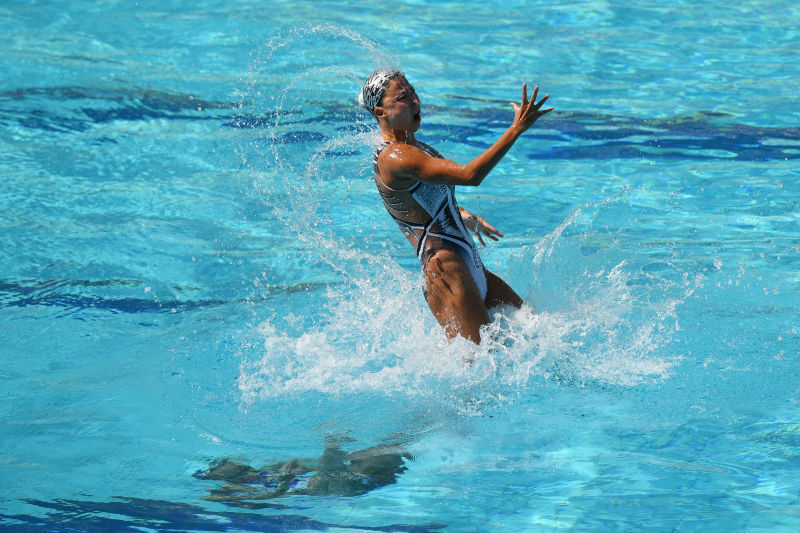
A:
[360,70,553,343]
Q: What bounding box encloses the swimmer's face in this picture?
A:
[374,76,421,132]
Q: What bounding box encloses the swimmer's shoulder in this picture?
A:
[377,141,439,173]
[376,142,427,188]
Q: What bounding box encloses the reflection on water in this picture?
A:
[195,441,411,505]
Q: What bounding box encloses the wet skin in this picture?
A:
[373,76,552,343]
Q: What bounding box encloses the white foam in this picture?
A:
[231,27,693,414]
[237,196,693,412]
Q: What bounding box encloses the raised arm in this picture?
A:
[380,84,553,187]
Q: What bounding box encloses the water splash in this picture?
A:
[231,27,693,415]
[237,193,693,413]
[231,24,399,281]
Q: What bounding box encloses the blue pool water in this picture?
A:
[1,1,799,531]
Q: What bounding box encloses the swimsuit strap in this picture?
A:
[413,197,449,258]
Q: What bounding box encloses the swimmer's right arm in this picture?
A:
[382,84,553,186]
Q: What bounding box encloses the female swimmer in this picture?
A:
[360,70,552,343]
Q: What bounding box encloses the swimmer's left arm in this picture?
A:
[459,206,503,246]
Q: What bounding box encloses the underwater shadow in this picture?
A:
[194,442,412,507]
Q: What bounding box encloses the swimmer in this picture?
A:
[360,69,553,343]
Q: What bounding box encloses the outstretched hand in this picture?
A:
[460,208,504,246]
[472,215,503,246]
[509,83,553,133]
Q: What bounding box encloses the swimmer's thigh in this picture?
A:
[424,249,490,342]
[484,269,523,310]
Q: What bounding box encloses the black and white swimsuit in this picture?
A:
[373,140,488,300]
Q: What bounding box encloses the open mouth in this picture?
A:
[413,112,421,122]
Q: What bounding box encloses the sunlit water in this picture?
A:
[2,2,799,531]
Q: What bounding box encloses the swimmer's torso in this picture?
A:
[373,141,484,277]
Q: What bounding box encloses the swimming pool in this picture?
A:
[1,0,798,530]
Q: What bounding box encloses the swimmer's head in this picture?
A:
[359,69,404,116]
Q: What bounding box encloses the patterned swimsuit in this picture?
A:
[373,141,487,300]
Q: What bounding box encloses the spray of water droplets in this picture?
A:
[228,26,694,416]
